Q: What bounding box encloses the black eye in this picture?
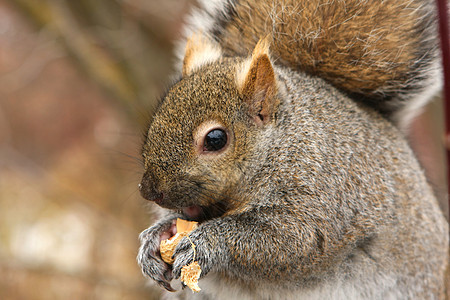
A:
[204,129,227,152]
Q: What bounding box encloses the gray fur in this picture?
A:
[138,0,449,298]
[138,61,448,298]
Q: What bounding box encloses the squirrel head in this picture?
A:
[140,34,281,221]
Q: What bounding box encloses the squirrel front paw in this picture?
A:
[172,229,215,280]
[137,217,178,291]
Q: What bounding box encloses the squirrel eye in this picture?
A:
[204,129,227,152]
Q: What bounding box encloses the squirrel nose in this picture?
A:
[139,172,164,203]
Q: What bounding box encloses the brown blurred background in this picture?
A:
[0,1,447,300]
[0,0,195,299]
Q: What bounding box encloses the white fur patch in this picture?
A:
[183,34,222,76]
[235,57,253,92]
[163,271,402,300]
[394,59,443,133]
[174,0,231,73]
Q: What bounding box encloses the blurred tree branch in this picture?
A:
[8,0,195,124]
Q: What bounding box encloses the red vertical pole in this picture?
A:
[435,0,449,219]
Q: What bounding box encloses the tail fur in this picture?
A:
[178,0,442,129]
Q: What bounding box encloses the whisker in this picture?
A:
[120,153,144,166]
[184,181,243,215]
[185,176,242,205]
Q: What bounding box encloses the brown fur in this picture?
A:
[237,38,279,124]
[217,0,437,102]
[183,33,222,76]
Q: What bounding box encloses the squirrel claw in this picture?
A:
[158,280,175,292]
[163,269,173,282]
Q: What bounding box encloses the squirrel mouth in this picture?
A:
[181,201,228,222]
[182,205,203,219]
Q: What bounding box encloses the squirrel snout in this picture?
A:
[139,173,164,204]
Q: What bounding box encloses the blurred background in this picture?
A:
[0,0,195,299]
[0,1,447,300]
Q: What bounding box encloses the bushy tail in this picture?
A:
[180,0,441,128]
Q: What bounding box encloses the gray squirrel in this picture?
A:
[137,0,449,299]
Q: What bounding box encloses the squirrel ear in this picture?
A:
[182,33,222,76]
[236,38,279,125]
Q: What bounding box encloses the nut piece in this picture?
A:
[175,218,198,233]
[160,219,198,264]
[180,261,202,292]
[159,219,201,292]
[160,232,186,264]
